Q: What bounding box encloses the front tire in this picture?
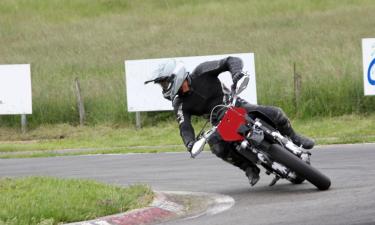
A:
[290,176,305,184]
[268,144,331,190]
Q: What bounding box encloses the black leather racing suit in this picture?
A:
[172,56,293,172]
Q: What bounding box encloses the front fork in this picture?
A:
[236,140,298,181]
[270,130,311,164]
[251,119,311,164]
[236,122,311,182]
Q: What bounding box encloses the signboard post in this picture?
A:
[125,53,257,127]
[362,38,375,96]
[0,64,32,132]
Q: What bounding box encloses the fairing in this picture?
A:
[217,107,247,141]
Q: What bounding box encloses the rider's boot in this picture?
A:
[278,119,315,149]
[245,165,260,186]
[289,132,315,149]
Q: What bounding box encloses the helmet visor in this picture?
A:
[159,80,172,91]
[155,75,175,92]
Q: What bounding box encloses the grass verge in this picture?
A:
[1,1,375,125]
[1,113,375,159]
[0,176,153,225]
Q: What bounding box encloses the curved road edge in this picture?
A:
[64,191,235,225]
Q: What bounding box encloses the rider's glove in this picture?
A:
[186,141,195,152]
[232,72,244,88]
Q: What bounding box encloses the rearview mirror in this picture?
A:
[236,74,250,95]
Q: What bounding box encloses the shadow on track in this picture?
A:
[221,182,331,196]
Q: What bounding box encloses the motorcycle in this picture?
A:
[190,75,331,190]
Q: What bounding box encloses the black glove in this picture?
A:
[232,72,244,87]
[186,141,195,152]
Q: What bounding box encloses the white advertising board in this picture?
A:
[125,53,257,112]
[362,38,375,96]
[0,64,32,115]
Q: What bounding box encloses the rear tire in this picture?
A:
[268,144,331,190]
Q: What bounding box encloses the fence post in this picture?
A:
[21,114,27,133]
[74,78,86,126]
[293,63,302,114]
[136,112,141,129]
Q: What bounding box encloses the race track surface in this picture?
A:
[1,143,375,225]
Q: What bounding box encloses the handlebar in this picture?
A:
[191,73,250,159]
[190,127,216,158]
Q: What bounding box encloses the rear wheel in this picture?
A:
[268,144,331,190]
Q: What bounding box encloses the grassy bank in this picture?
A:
[1,113,375,158]
[1,1,375,126]
[0,176,153,225]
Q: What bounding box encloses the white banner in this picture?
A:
[362,38,375,96]
[125,53,257,112]
[0,64,32,115]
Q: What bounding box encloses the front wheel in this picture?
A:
[268,144,331,190]
[289,175,305,184]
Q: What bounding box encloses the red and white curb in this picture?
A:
[163,191,235,219]
[65,191,234,225]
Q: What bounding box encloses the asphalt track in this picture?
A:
[1,143,375,225]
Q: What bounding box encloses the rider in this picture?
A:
[145,56,314,186]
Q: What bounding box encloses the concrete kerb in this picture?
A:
[64,191,235,225]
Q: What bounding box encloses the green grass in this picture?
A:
[1,113,375,158]
[0,176,153,225]
[0,121,182,153]
[1,1,375,126]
